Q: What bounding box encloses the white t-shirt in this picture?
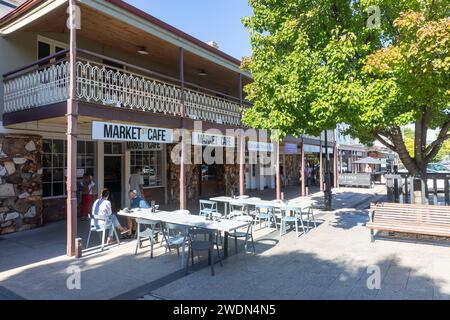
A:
[129,173,144,196]
[91,198,112,228]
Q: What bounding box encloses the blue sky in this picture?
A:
[125,0,253,60]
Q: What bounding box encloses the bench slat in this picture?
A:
[367,222,450,233]
[367,202,450,240]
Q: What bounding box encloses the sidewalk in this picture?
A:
[0,186,394,300]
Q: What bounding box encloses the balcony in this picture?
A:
[3,50,246,127]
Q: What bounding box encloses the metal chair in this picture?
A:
[252,204,277,231]
[162,223,188,257]
[86,214,120,251]
[228,215,255,254]
[134,218,160,258]
[186,228,223,276]
[279,207,307,237]
[199,200,221,219]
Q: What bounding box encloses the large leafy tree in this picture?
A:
[242,0,449,177]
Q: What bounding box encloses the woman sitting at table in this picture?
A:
[127,190,151,237]
[92,188,129,244]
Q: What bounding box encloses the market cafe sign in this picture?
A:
[92,121,173,143]
[248,141,274,152]
[192,132,235,148]
[126,142,162,150]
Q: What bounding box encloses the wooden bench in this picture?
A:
[366,202,450,242]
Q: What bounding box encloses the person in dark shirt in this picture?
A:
[127,190,150,236]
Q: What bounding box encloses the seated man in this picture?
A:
[127,190,150,236]
[92,188,128,244]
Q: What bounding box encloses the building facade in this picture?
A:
[0,0,337,243]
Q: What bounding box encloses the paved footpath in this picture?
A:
[143,186,450,300]
[2,185,449,300]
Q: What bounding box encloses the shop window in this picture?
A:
[130,150,163,187]
[104,142,123,155]
[77,141,95,178]
[42,139,95,198]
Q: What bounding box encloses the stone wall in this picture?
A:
[166,144,240,201]
[166,144,200,203]
[222,164,239,196]
[0,135,43,235]
[42,198,66,223]
[284,155,299,186]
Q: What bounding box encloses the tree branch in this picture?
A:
[425,121,450,154]
[388,127,421,175]
[373,131,397,152]
[425,121,450,161]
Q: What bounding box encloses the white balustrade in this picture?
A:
[4,62,69,113]
[3,58,244,126]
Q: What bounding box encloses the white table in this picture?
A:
[209,196,249,217]
[118,209,250,266]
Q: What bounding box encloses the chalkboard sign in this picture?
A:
[338,173,373,188]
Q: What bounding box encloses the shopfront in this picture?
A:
[245,141,275,191]
[281,143,300,187]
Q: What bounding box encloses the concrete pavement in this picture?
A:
[2,185,449,300]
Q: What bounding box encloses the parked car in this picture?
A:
[427,163,450,173]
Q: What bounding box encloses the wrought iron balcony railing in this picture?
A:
[3,49,247,126]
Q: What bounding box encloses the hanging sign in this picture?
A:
[284,143,298,154]
[248,141,274,152]
[92,121,173,143]
[303,144,320,153]
[192,132,235,148]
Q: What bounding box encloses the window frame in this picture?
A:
[130,148,164,189]
[37,35,68,61]
[42,138,95,200]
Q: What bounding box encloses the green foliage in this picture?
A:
[434,139,450,162]
[242,0,449,144]
[403,128,415,157]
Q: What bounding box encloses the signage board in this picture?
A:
[126,142,162,150]
[192,132,235,148]
[92,121,173,143]
[284,143,298,154]
[338,173,373,188]
[248,141,274,152]
[64,169,86,178]
[304,144,320,153]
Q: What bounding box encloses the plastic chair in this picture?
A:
[134,218,160,258]
[228,215,255,254]
[162,223,188,256]
[228,200,247,218]
[86,214,120,251]
[279,207,307,237]
[186,228,222,276]
[252,204,277,231]
[304,206,317,230]
[199,200,221,219]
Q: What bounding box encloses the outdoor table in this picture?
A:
[209,195,249,217]
[118,209,250,266]
[209,196,233,217]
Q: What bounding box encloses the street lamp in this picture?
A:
[324,130,332,210]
